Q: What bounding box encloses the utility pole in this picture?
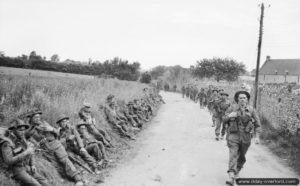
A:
[253,3,265,109]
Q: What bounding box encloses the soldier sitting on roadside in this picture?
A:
[25,109,84,186]
[133,99,149,122]
[104,95,136,140]
[76,121,112,167]
[56,114,101,174]
[0,119,50,186]
[78,103,113,148]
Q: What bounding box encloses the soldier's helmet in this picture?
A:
[127,101,134,105]
[220,92,229,97]
[8,118,30,131]
[106,94,115,102]
[26,109,42,118]
[83,102,92,108]
[56,114,70,124]
[234,91,250,103]
[76,121,88,129]
[41,126,58,137]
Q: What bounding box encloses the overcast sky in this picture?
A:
[0,0,299,71]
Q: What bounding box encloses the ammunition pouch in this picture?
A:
[227,118,238,133]
[244,119,254,133]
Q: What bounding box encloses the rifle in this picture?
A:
[68,153,94,174]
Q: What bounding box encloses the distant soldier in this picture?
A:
[0,119,50,186]
[164,83,170,91]
[181,86,186,98]
[173,84,177,92]
[197,88,206,109]
[208,89,219,127]
[213,92,231,140]
[223,91,261,185]
[56,114,101,174]
[25,109,84,186]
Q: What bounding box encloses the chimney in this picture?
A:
[266,56,271,61]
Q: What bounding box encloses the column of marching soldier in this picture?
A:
[0,87,165,186]
[182,84,261,186]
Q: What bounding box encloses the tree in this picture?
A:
[192,57,246,82]
[29,51,42,61]
[140,71,152,84]
[150,66,166,79]
[50,54,60,62]
[0,51,5,57]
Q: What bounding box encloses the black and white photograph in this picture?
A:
[0,0,300,186]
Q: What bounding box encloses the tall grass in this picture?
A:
[0,74,149,186]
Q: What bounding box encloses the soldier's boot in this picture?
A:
[215,135,219,141]
[225,172,235,186]
[220,135,224,140]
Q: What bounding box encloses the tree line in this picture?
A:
[0,51,141,81]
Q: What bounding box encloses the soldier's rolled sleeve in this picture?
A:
[73,127,84,149]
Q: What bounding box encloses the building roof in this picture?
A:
[259,59,300,76]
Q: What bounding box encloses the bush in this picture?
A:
[140,72,152,84]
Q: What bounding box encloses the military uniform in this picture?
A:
[78,107,113,148]
[223,91,261,185]
[104,100,135,140]
[0,119,50,186]
[76,122,109,164]
[57,115,99,173]
[181,86,186,98]
[197,89,206,108]
[213,93,231,139]
[26,110,83,185]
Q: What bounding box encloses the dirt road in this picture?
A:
[104,92,299,186]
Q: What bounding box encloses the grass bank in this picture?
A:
[0,74,151,186]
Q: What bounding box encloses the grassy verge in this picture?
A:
[259,114,300,175]
[0,74,152,186]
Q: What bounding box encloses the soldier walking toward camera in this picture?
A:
[0,119,50,186]
[208,89,219,127]
[213,92,231,140]
[223,91,261,186]
[181,86,186,98]
[197,88,206,109]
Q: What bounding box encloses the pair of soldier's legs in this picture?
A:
[43,141,82,183]
[214,116,225,138]
[13,167,50,186]
[227,140,250,175]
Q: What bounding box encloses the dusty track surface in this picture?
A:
[103,92,299,186]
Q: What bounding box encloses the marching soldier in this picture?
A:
[181,86,186,98]
[208,89,219,127]
[0,119,50,186]
[56,114,101,174]
[197,88,206,109]
[25,109,84,186]
[213,92,231,140]
[223,91,261,186]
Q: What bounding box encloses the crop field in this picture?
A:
[0,66,95,79]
